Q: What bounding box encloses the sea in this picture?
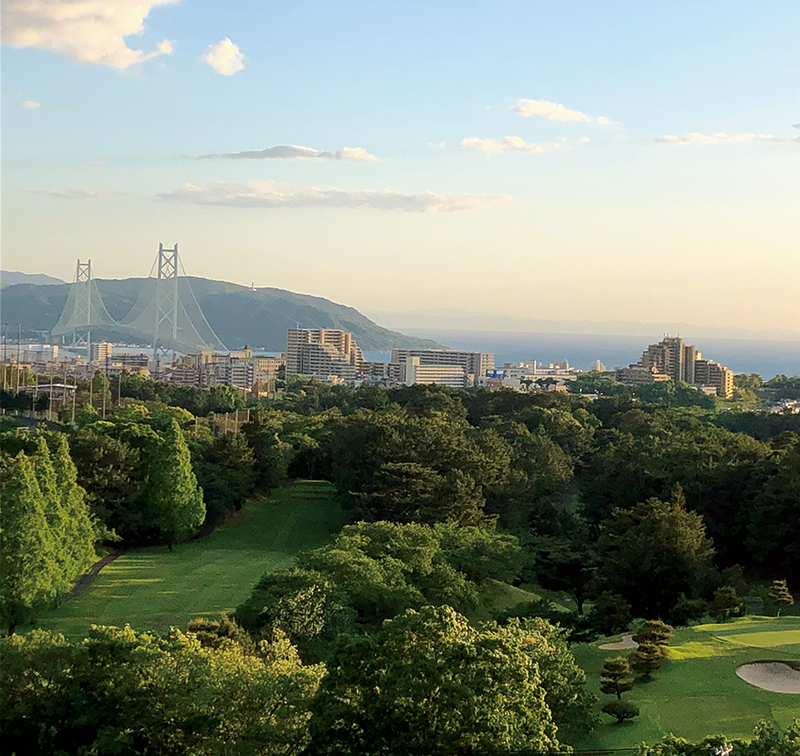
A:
[364,331,800,379]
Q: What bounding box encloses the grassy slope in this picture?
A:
[573,616,800,749]
[37,481,346,641]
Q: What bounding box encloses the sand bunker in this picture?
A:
[599,633,637,650]
[736,661,800,694]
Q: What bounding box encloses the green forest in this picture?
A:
[1,377,799,755]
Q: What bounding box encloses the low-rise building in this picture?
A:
[615,365,671,384]
[391,349,493,387]
[401,357,469,388]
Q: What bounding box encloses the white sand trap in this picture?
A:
[599,633,637,650]
[736,662,800,694]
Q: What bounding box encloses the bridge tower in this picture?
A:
[71,260,93,355]
[153,243,180,359]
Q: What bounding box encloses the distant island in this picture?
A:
[0,274,444,352]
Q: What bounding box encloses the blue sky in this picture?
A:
[2,0,798,337]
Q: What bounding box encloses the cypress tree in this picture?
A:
[51,434,96,583]
[32,437,71,596]
[146,420,205,549]
[0,453,58,633]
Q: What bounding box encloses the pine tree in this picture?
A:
[32,437,71,596]
[710,586,744,622]
[146,420,205,549]
[632,619,674,647]
[51,434,96,583]
[769,579,794,617]
[629,642,663,677]
[0,453,58,633]
[600,657,634,699]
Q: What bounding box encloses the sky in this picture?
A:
[2,0,799,339]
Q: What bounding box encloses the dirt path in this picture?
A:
[67,550,126,599]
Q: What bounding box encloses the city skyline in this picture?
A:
[2,0,799,338]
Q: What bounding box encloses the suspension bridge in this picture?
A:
[51,244,227,357]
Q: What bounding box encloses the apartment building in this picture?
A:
[615,365,671,385]
[693,358,734,399]
[169,348,284,391]
[399,357,470,388]
[89,341,113,365]
[390,349,493,387]
[286,328,363,382]
[619,336,734,398]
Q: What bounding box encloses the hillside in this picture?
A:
[0,270,66,287]
[0,277,444,352]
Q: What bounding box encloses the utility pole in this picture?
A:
[62,362,68,420]
[71,373,77,424]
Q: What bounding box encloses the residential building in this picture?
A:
[693,358,734,399]
[286,328,363,382]
[637,336,698,383]
[615,365,671,384]
[401,357,469,388]
[391,349,493,387]
[620,336,734,398]
[89,341,113,365]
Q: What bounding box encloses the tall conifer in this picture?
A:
[146,420,205,548]
[33,437,71,595]
[0,453,58,633]
[51,434,96,583]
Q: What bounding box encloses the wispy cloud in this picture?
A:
[26,188,126,199]
[460,135,588,156]
[656,132,786,145]
[203,38,244,76]
[158,180,511,213]
[1,0,177,70]
[197,145,378,161]
[22,100,41,109]
[513,99,611,125]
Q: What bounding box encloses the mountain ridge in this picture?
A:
[0,276,445,352]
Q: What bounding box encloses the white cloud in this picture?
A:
[1,0,177,70]
[22,100,40,109]
[336,146,376,162]
[158,180,511,213]
[656,132,782,145]
[460,135,590,156]
[197,144,378,161]
[26,188,126,199]
[203,37,244,76]
[428,141,447,149]
[513,99,611,125]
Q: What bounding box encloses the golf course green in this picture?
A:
[37,480,346,640]
[573,616,800,749]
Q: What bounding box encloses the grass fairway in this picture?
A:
[573,616,800,750]
[37,481,346,640]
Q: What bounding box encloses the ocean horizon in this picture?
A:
[367,330,800,379]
